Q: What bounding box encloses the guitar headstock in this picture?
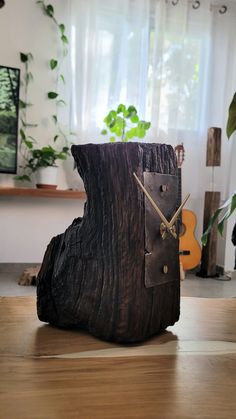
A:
[174,143,185,168]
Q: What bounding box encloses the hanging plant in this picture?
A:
[16,2,73,182]
[15,52,69,182]
[36,1,72,145]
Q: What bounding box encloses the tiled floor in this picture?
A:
[0,264,236,298]
[0,264,37,297]
[181,272,236,298]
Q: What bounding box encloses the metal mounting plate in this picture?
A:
[144,172,179,288]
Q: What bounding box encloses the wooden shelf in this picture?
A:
[0,187,86,199]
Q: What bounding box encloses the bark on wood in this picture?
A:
[206,127,221,167]
[199,191,221,277]
[37,143,180,343]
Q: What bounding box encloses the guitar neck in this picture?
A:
[177,167,182,209]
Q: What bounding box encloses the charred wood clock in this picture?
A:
[37,142,186,342]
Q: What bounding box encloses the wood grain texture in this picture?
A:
[206,127,221,166]
[1,296,236,419]
[37,143,180,343]
[199,191,221,277]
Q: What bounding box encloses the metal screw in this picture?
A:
[163,265,168,274]
[160,184,167,192]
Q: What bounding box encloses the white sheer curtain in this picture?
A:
[69,0,236,252]
[69,0,150,141]
[69,0,236,141]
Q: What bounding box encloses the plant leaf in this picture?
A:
[48,91,58,99]
[109,121,116,131]
[117,104,126,114]
[20,53,28,63]
[46,4,54,17]
[130,115,139,123]
[114,127,122,137]
[60,74,65,84]
[101,129,108,135]
[61,35,69,44]
[218,193,236,235]
[201,191,236,245]
[110,136,116,142]
[24,123,38,128]
[59,23,65,34]
[26,72,34,85]
[19,100,32,108]
[56,152,67,160]
[14,174,31,182]
[52,115,57,124]
[50,59,58,70]
[24,139,33,149]
[56,99,66,106]
[28,136,37,142]
[136,127,146,138]
[226,93,236,139]
[144,121,151,130]
[53,135,59,142]
[201,207,222,246]
[126,127,137,140]
[110,110,117,118]
[20,129,26,140]
[127,105,137,117]
[19,100,27,109]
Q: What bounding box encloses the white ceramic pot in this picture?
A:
[35,166,58,189]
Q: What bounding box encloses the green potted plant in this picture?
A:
[16,2,71,188]
[19,145,69,189]
[202,92,236,245]
[101,104,151,142]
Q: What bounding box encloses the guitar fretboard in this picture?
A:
[177,167,182,209]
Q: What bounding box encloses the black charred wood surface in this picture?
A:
[37,143,180,342]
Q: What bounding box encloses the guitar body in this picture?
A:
[179,209,201,270]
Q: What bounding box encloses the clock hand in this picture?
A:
[169,193,190,227]
[133,173,190,240]
[133,172,170,229]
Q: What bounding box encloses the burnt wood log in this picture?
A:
[37,143,180,343]
[206,127,221,167]
[199,191,221,277]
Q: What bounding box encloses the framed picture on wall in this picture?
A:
[0,64,20,174]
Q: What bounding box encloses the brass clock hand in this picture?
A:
[133,173,190,240]
[169,193,190,227]
[133,172,170,229]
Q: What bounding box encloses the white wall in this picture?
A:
[0,196,85,263]
[0,0,235,269]
[0,0,85,263]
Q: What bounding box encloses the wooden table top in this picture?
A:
[0,296,236,419]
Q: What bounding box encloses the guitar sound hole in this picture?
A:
[179,223,186,237]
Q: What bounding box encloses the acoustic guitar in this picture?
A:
[175,144,201,271]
